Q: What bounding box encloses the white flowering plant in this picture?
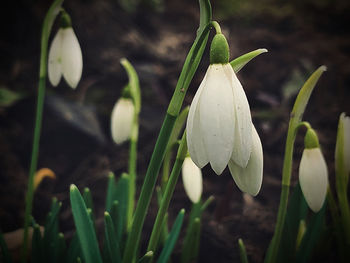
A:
[0,0,349,263]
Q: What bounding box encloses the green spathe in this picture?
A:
[304,128,320,149]
[210,33,229,64]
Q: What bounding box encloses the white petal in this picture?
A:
[342,114,350,174]
[223,64,252,168]
[182,157,203,203]
[299,148,328,212]
[111,98,135,144]
[228,125,263,196]
[61,28,83,89]
[48,29,63,87]
[186,72,209,168]
[199,64,235,174]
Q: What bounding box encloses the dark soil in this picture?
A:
[1,0,350,262]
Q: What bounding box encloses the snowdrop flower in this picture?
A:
[182,156,203,203]
[228,125,263,196]
[48,11,82,89]
[186,33,253,175]
[299,128,328,212]
[111,97,135,144]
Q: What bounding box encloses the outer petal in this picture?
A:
[228,125,263,196]
[199,64,235,175]
[48,29,63,87]
[182,157,203,203]
[223,64,252,168]
[299,148,328,212]
[186,72,209,168]
[61,28,83,89]
[111,98,135,144]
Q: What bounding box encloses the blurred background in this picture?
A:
[1,0,350,262]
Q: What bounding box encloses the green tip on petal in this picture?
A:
[304,128,320,149]
[210,33,230,64]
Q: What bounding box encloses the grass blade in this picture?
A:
[70,184,103,263]
[0,229,13,263]
[238,238,249,263]
[104,212,122,263]
[31,224,43,263]
[157,209,185,263]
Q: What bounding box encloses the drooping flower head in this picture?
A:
[182,156,203,203]
[299,128,328,212]
[48,11,83,89]
[186,32,254,176]
[111,87,135,144]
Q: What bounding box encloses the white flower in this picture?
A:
[111,98,135,144]
[299,148,328,212]
[228,125,263,196]
[182,156,203,203]
[186,63,252,175]
[48,27,83,89]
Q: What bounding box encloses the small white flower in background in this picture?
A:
[48,12,82,89]
[111,98,135,144]
[228,125,263,196]
[186,33,253,175]
[182,156,203,203]
[299,128,328,212]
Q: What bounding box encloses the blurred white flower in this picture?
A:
[228,125,263,196]
[299,148,328,212]
[48,27,83,89]
[182,156,203,203]
[111,98,135,144]
[186,63,252,175]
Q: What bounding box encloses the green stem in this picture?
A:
[147,132,187,253]
[122,113,177,263]
[211,21,221,34]
[127,115,139,230]
[20,1,63,262]
[266,66,326,263]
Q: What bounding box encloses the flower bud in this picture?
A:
[182,156,203,203]
[111,98,135,144]
[299,131,328,212]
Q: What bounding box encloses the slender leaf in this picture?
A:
[70,184,103,263]
[157,209,185,263]
[104,212,122,263]
[138,251,153,263]
[198,0,212,35]
[106,172,118,212]
[238,238,249,263]
[0,229,13,263]
[83,188,94,212]
[230,49,268,73]
[295,203,327,263]
[182,218,201,263]
[57,233,67,263]
[67,233,82,263]
[31,224,43,263]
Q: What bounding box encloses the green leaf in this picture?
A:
[31,224,43,263]
[238,238,249,263]
[138,251,153,263]
[43,198,62,263]
[70,184,103,263]
[0,87,25,107]
[295,203,327,263]
[230,48,268,73]
[104,212,122,263]
[157,209,185,263]
[83,187,94,212]
[57,233,67,263]
[198,0,212,36]
[67,233,82,263]
[0,229,13,263]
[106,172,118,212]
[181,218,201,263]
[276,183,308,262]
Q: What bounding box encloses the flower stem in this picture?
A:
[147,132,187,253]
[211,21,221,34]
[266,66,326,263]
[20,1,63,262]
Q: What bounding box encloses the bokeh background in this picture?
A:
[1,0,350,262]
